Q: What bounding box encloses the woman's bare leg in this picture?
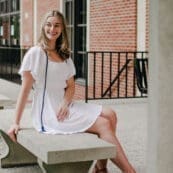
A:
[100,107,117,132]
[86,116,136,173]
[95,107,118,171]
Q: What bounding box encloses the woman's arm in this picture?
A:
[56,76,75,121]
[8,71,34,141]
[63,76,75,106]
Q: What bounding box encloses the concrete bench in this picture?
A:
[0,109,116,173]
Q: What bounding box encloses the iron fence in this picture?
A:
[85,51,148,102]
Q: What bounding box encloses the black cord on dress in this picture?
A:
[40,51,48,132]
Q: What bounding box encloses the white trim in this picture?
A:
[137,0,146,51]
[20,0,23,61]
[59,0,63,13]
[33,0,37,45]
[86,0,90,52]
[20,0,23,47]
[86,0,91,85]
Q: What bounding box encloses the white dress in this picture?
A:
[19,46,102,134]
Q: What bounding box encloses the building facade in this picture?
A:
[0,0,149,100]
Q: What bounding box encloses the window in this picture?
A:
[64,0,87,79]
[10,0,20,12]
[0,0,20,46]
[0,16,9,45]
[0,0,8,14]
[10,14,20,45]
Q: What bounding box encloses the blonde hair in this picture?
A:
[38,10,70,60]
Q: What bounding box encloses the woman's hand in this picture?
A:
[56,76,75,122]
[7,124,20,142]
[56,102,70,122]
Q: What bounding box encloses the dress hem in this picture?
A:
[36,106,102,135]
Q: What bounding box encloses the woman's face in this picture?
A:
[44,16,63,42]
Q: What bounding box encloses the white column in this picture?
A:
[59,0,63,13]
[147,0,173,173]
[137,0,146,51]
[86,0,90,52]
[20,0,23,47]
[33,0,37,45]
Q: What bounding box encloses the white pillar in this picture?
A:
[59,0,63,13]
[148,0,173,173]
[137,0,146,51]
[33,0,37,45]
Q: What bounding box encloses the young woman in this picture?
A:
[8,10,136,173]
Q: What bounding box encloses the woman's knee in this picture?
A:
[87,117,113,135]
[100,117,112,129]
[96,117,116,140]
[102,107,118,124]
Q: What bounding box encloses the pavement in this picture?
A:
[0,78,148,173]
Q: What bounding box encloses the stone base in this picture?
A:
[0,130,37,168]
[38,159,92,173]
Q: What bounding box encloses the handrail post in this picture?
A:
[85,52,88,103]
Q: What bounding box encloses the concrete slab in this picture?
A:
[18,130,116,164]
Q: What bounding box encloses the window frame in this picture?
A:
[64,0,87,80]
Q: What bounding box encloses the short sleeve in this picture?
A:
[18,47,41,80]
[66,58,76,79]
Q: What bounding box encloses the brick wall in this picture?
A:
[74,84,86,100]
[90,0,137,51]
[20,0,34,47]
[21,0,60,48]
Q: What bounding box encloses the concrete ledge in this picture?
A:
[38,158,92,173]
[18,129,116,164]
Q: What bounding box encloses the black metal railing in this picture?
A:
[0,47,148,101]
[0,46,28,84]
[85,51,148,102]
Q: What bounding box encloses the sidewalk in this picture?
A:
[0,78,147,173]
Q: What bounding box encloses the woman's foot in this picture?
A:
[92,163,108,173]
[123,166,136,173]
